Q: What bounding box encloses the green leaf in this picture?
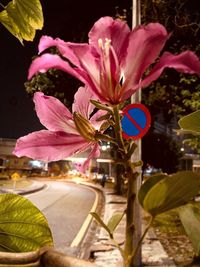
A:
[139,171,200,216]
[90,100,113,113]
[96,113,111,122]
[15,0,43,29]
[178,203,200,255]
[0,0,43,43]
[131,160,143,168]
[0,194,53,252]
[0,10,22,42]
[99,121,111,132]
[90,212,112,236]
[178,110,200,134]
[95,133,116,144]
[107,212,124,234]
[138,173,167,207]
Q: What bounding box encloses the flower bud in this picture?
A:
[73,112,96,141]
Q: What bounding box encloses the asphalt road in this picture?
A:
[25,181,96,253]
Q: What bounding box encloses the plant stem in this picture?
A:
[113,105,126,154]
[131,216,154,263]
[110,236,125,261]
[124,163,139,267]
[112,104,141,267]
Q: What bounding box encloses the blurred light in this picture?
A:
[29,160,43,168]
[101,145,107,151]
[66,157,86,162]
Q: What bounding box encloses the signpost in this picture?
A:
[131,1,142,266]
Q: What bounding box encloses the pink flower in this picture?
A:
[28,16,200,105]
[13,87,103,172]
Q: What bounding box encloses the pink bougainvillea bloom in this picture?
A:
[28,16,200,105]
[13,87,103,172]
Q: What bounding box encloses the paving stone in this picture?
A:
[92,188,176,267]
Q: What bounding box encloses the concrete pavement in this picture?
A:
[90,187,176,267]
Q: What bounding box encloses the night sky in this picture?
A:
[0,0,131,139]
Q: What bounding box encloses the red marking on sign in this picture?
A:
[125,112,144,132]
[121,103,151,140]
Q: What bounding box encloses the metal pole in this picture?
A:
[131,0,142,266]
[132,0,141,33]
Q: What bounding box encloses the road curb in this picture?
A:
[65,180,105,259]
[0,182,46,195]
[70,186,99,248]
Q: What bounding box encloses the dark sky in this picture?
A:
[0,0,131,139]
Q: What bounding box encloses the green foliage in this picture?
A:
[178,203,200,255]
[176,111,200,256]
[138,171,200,216]
[138,173,167,207]
[183,136,200,153]
[141,0,200,123]
[177,110,200,153]
[142,72,200,123]
[25,68,80,109]
[90,211,124,237]
[0,0,43,43]
[90,212,112,236]
[107,212,125,234]
[90,100,113,113]
[178,110,200,134]
[141,0,200,54]
[0,194,53,252]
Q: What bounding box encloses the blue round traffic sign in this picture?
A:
[121,104,151,140]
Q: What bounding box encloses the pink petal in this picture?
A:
[68,43,122,104]
[88,16,130,64]
[34,92,78,134]
[38,36,63,54]
[13,130,91,162]
[98,44,121,103]
[72,86,107,130]
[28,52,103,102]
[140,51,200,89]
[79,143,100,173]
[39,36,83,68]
[72,86,97,118]
[90,110,107,130]
[28,53,85,84]
[67,43,105,100]
[122,23,169,92]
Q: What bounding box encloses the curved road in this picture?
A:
[25,181,96,253]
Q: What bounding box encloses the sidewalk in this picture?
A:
[90,186,176,267]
